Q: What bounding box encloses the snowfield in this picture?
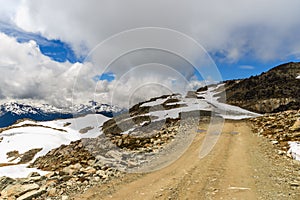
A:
[0,114,109,177]
[139,84,260,122]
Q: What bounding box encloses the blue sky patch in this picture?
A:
[94,72,116,82]
[0,21,82,63]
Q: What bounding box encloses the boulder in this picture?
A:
[0,176,15,191]
[16,187,46,200]
[1,183,39,198]
[290,118,300,131]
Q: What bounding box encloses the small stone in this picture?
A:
[271,140,278,145]
[277,150,286,155]
[83,166,96,174]
[27,172,40,178]
[61,195,69,200]
[290,182,300,187]
[87,159,95,166]
[62,167,74,175]
[48,188,56,197]
[117,139,123,146]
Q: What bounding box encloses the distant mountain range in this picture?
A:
[222,62,300,113]
[0,101,123,128]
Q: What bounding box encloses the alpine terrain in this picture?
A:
[0,62,299,200]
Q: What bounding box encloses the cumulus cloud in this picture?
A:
[0,32,84,106]
[1,0,300,107]
[12,0,300,62]
[0,32,206,107]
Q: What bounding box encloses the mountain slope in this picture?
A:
[0,102,123,128]
[224,62,300,113]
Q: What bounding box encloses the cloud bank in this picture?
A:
[13,0,300,62]
[0,0,300,107]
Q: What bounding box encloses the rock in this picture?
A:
[16,187,46,200]
[277,150,286,155]
[292,132,300,137]
[61,195,69,200]
[60,175,72,182]
[96,170,108,179]
[87,159,95,166]
[47,188,56,197]
[105,150,122,161]
[290,182,300,187]
[117,139,123,146]
[62,166,75,175]
[27,172,40,178]
[271,140,278,145]
[72,163,82,171]
[0,176,15,191]
[1,183,39,198]
[94,176,101,182]
[290,118,300,131]
[82,166,96,174]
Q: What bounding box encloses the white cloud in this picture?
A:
[1,0,300,107]
[0,32,80,106]
[0,32,207,108]
[239,65,255,70]
[10,0,300,62]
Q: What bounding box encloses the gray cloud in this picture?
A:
[1,0,300,107]
[13,0,300,62]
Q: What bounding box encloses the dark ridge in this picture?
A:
[223,62,300,113]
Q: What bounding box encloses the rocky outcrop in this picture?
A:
[223,62,300,113]
[1,154,122,200]
[249,109,300,157]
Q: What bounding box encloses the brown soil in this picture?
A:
[73,121,300,200]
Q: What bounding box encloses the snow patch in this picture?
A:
[288,141,300,161]
[140,98,167,107]
[0,164,49,178]
[0,114,109,178]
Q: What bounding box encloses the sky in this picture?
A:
[0,0,300,108]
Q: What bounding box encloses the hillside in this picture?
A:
[0,71,299,199]
[223,62,300,113]
[0,85,262,199]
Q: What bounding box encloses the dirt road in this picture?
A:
[74,121,300,200]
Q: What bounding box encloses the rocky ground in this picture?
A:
[1,109,300,200]
[75,121,300,200]
[0,114,206,200]
[249,109,300,158]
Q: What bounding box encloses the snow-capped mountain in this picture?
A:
[72,101,124,117]
[0,101,124,128]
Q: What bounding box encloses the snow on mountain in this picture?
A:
[137,84,260,122]
[297,75,300,79]
[0,114,109,177]
[0,101,124,128]
[0,102,65,116]
[0,83,261,178]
